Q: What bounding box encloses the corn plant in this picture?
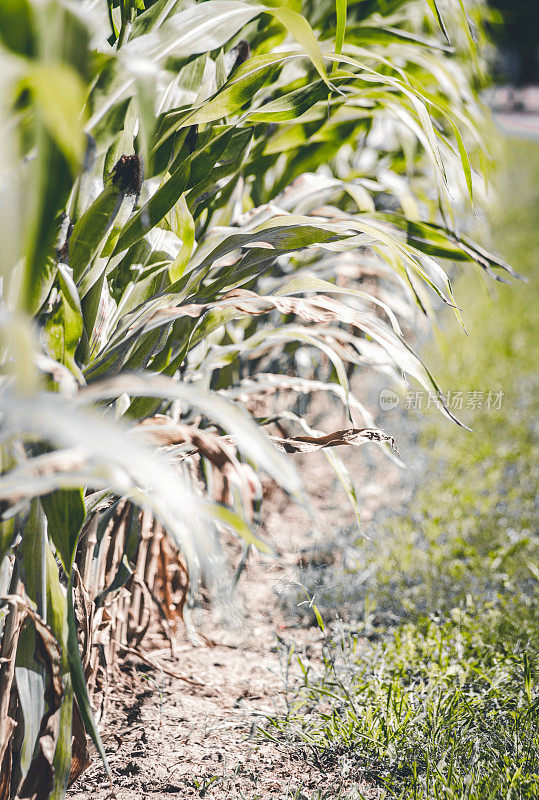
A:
[0,0,517,797]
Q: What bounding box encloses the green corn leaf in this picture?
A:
[335,0,347,55]
[67,570,112,784]
[131,0,188,38]
[21,129,73,314]
[44,531,75,800]
[176,53,288,126]
[188,127,234,187]
[247,77,339,123]
[133,59,158,169]
[168,194,194,281]
[186,125,254,209]
[14,637,46,779]
[69,181,125,285]
[19,501,47,618]
[16,501,48,780]
[0,518,17,568]
[42,265,84,380]
[41,488,85,577]
[22,63,87,172]
[50,672,73,800]
[345,23,451,50]
[264,5,329,86]
[424,0,451,44]
[0,0,35,56]
[0,443,22,564]
[80,270,108,362]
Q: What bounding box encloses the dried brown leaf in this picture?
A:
[0,736,12,800]
[138,416,398,459]
[269,427,398,454]
[0,597,64,800]
[137,417,262,519]
[67,701,91,788]
[147,288,360,326]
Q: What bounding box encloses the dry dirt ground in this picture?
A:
[69,382,412,800]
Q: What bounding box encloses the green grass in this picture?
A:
[264,139,539,799]
[270,612,538,799]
